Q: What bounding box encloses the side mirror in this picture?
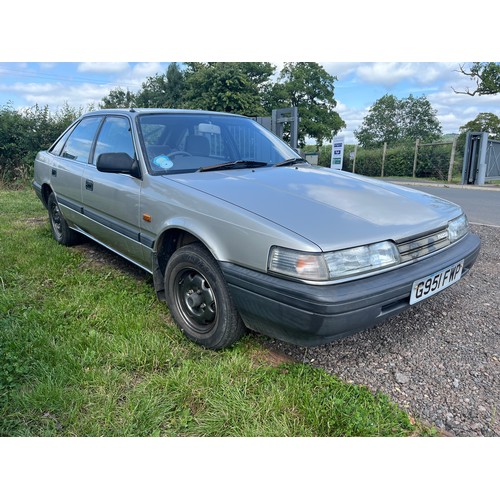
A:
[96,152,141,178]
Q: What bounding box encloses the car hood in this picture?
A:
[171,166,462,251]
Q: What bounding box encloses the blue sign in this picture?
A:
[330,135,345,169]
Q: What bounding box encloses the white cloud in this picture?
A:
[0,82,61,94]
[351,62,458,87]
[131,62,166,78]
[355,63,418,86]
[77,62,130,74]
[39,62,56,70]
[3,81,114,110]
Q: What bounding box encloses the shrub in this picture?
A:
[0,102,83,185]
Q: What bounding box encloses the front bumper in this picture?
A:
[221,232,481,346]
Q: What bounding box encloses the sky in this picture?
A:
[1,61,499,144]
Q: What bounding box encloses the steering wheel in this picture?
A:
[168,151,192,158]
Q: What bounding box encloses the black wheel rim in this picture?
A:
[49,200,63,238]
[174,268,217,335]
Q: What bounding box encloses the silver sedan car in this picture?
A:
[33,109,480,349]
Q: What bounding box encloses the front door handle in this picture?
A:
[85,179,94,191]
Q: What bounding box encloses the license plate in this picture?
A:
[410,260,464,305]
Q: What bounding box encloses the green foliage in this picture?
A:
[181,62,275,115]
[135,62,186,109]
[0,343,30,403]
[101,88,136,109]
[355,94,442,149]
[454,62,500,96]
[0,102,84,185]
[457,112,500,153]
[265,62,345,147]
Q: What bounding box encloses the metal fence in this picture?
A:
[319,139,462,181]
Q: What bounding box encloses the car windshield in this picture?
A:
[137,112,299,175]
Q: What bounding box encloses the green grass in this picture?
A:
[0,188,435,436]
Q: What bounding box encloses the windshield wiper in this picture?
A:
[198,160,269,172]
[273,157,307,167]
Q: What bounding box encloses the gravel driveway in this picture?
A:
[259,224,499,436]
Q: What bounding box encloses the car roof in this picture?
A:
[82,108,244,118]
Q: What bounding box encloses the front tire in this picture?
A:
[47,192,79,246]
[164,243,246,349]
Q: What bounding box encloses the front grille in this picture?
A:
[397,228,450,263]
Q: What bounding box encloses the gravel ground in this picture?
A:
[258,224,499,436]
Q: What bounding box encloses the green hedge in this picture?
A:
[316,143,462,180]
[0,103,82,185]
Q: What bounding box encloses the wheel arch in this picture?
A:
[40,183,54,208]
[152,227,214,301]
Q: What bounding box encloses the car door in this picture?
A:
[51,116,103,226]
[81,115,145,266]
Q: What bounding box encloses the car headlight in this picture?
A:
[268,241,400,282]
[448,214,469,242]
[268,247,330,281]
[324,241,400,279]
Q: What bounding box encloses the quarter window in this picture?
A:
[50,122,77,156]
[60,117,102,163]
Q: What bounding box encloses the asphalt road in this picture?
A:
[397,184,500,226]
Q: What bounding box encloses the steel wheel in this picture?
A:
[47,192,79,246]
[173,268,217,335]
[164,242,246,349]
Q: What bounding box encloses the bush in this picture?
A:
[0,102,83,186]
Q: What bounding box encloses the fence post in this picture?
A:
[352,144,358,173]
[412,138,419,178]
[381,142,387,177]
[447,137,457,183]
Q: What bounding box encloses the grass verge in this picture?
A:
[0,188,435,436]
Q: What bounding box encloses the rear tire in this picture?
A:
[47,192,79,246]
[164,243,246,349]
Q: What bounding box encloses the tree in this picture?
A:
[453,63,500,96]
[354,94,442,148]
[135,62,186,108]
[264,62,345,147]
[182,62,275,115]
[354,94,401,148]
[457,112,500,153]
[101,88,136,109]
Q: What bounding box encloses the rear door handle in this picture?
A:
[85,179,94,191]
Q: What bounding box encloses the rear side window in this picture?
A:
[92,116,135,164]
[60,116,102,163]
